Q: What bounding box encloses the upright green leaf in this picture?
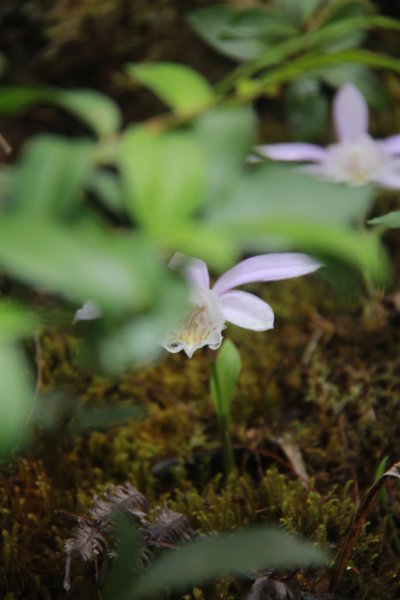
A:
[210,340,241,421]
[127,62,214,114]
[15,135,93,218]
[120,125,205,231]
[0,86,121,137]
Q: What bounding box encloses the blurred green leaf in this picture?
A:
[188,5,295,62]
[219,15,400,93]
[0,217,164,312]
[103,513,141,600]
[0,341,34,457]
[71,403,145,434]
[98,274,188,370]
[120,125,205,231]
[318,64,391,109]
[273,0,327,26]
[284,78,328,140]
[193,106,255,203]
[127,62,214,114]
[228,8,298,40]
[0,166,14,205]
[0,86,121,137]
[210,165,375,227]
[256,49,400,94]
[156,223,236,272]
[15,135,93,218]
[129,527,326,598]
[0,301,37,341]
[208,165,388,283]
[86,169,124,215]
[321,3,369,52]
[368,211,400,228]
[211,340,241,421]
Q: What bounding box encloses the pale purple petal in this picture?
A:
[382,134,400,156]
[213,253,321,295]
[254,143,326,163]
[375,172,400,189]
[333,83,368,143]
[169,252,210,289]
[73,300,102,324]
[219,290,274,331]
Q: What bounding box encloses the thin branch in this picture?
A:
[0,134,11,155]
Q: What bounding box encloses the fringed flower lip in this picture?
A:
[163,252,322,358]
[253,83,400,188]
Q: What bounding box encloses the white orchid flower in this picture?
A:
[254,83,400,188]
[163,252,321,358]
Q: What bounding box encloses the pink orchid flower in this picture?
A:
[255,83,400,188]
[164,252,321,358]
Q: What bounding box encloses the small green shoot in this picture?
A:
[210,339,242,476]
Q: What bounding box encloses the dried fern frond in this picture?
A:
[62,483,194,592]
[64,519,109,591]
[104,483,149,517]
[89,483,149,524]
[145,505,195,549]
[63,483,148,591]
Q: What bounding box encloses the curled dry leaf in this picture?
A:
[145,505,195,549]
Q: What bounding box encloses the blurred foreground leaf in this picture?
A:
[114,526,325,599]
[188,5,296,62]
[0,341,34,457]
[120,125,205,230]
[127,62,214,114]
[0,301,37,341]
[368,211,400,228]
[71,403,145,434]
[193,106,255,203]
[15,135,93,218]
[0,217,165,312]
[208,165,388,284]
[0,86,121,137]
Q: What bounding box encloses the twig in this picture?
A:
[329,461,400,593]
[0,134,11,155]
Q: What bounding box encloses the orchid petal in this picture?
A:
[333,84,368,143]
[219,290,274,331]
[382,134,400,156]
[254,143,326,163]
[73,300,102,324]
[213,253,321,295]
[375,172,400,189]
[169,252,210,289]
